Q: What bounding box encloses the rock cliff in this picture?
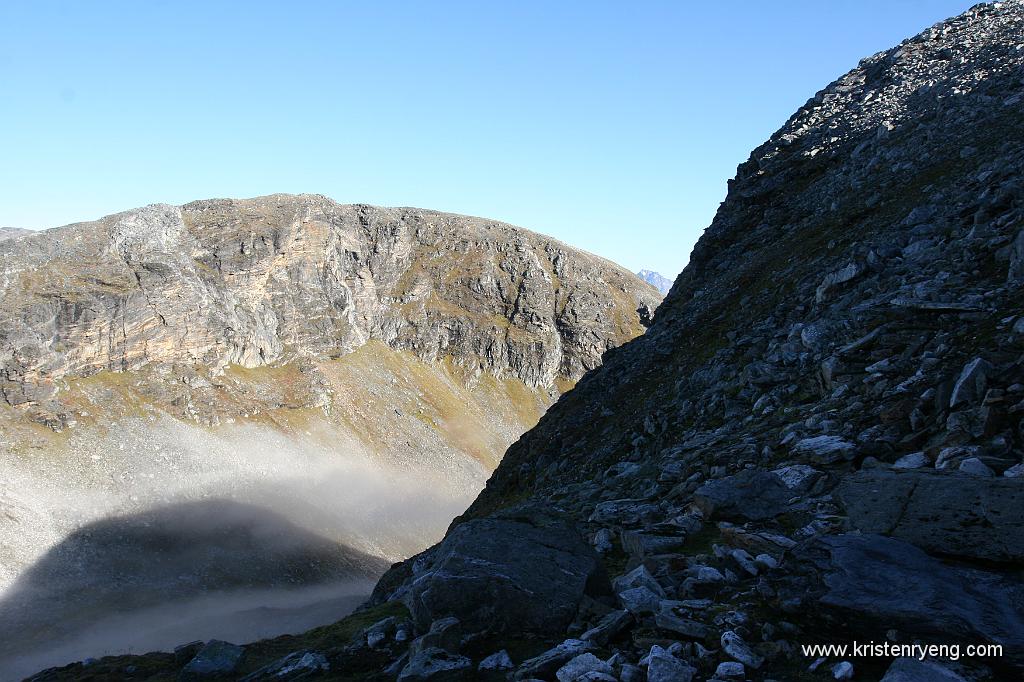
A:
[0,195,658,423]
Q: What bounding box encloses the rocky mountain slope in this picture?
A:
[27,2,1024,681]
[0,196,658,678]
[636,270,673,296]
[0,227,31,242]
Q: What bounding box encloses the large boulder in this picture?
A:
[178,640,245,680]
[837,468,1024,563]
[692,470,792,521]
[798,534,1024,659]
[390,507,610,638]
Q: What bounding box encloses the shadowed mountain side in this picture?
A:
[0,499,389,679]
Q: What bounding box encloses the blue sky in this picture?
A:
[1,1,972,277]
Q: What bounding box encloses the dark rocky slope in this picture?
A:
[29,1,1024,680]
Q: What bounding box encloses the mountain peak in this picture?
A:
[636,268,674,295]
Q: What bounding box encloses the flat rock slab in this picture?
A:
[837,468,1024,563]
[401,507,609,638]
[808,534,1024,659]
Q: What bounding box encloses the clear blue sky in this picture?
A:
[0,1,972,277]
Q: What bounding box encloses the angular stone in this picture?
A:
[816,262,864,303]
[397,647,473,681]
[620,531,685,557]
[409,617,462,657]
[892,452,929,469]
[720,631,764,669]
[645,646,696,682]
[179,640,245,680]
[617,585,663,615]
[580,609,632,646]
[514,640,593,680]
[555,653,613,682]
[612,565,665,597]
[654,610,711,639]
[714,661,745,678]
[791,435,856,463]
[478,650,514,671]
[949,357,992,408]
[958,457,995,476]
[239,651,329,681]
[693,470,792,521]
[772,464,821,492]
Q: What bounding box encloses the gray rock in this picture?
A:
[958,456,995,476]
[693,470,792,521]
[555,653,613,682]
[179,640,245,680]
[645,645,696,682]
[791,435,856,463]
[949,357,992,408]
[478,650,514,671]
[654,610,711,639]
[514,640,592,680]
[714,661,745,678]
[617,585,663,615]
[398,507,609,638]
[620,531,685,557]
[612,565,665,597]
[816,262,864,303]
[409,617,462,657]
[831,660,854,680]
[772,464,821,492]
[240,651,329,681]
[730,548,758,576]
[1005,463,1024,478]
[580,609,632,646]
[591,528,614,554]
[808,534,1024,657]
[397,647,473,681]
[720,630,764,669]
[837,468,1024,562]
[364,616,402,648]
[892,452,929,469]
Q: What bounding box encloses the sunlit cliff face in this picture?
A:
[0,415,488,680]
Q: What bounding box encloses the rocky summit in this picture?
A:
[24,1,1024,681]
[636,270,674,296]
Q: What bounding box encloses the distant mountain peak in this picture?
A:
[636,269,673,295]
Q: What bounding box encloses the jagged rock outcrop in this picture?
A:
[27,2,1024,680]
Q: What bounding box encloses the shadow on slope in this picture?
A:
[0,499,390,680]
